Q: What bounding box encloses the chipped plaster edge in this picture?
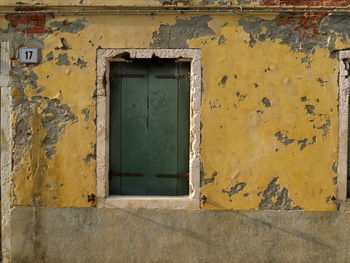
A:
[96,48,201,210]
[338,51,350,208]
[1,41,12,263]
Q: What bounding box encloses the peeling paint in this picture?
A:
[297,138,308,150]
[262,97,271,108]
[41,97,77,160]
[50,19,86,34]
[305,105,315,115]
[81,108,90,122]
[259,177,302,210]
[46,51,54,62]
[275,131,294,145]
[218,34,226,45]
[220,75,228,85]
[150,16,215,48]
[55,38,71,50]
[301,96,308,102]
[76,58,87,69]
[1,9,340,212]
[238,14,350,54]
[317,119,331,136]
[203,172,218,185]
[332,162,337,173]
[56,53,70,66]
[84,153,96,163]
[222,182,247,197]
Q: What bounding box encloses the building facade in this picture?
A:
[1,0,350,262]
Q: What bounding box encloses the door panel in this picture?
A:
[109,63,122,194]
[148,62,178,195]
[177,63,190,195]
[109,60,190,196]
[120,62,149,195]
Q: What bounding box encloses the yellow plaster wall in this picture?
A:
[9,13,342,211]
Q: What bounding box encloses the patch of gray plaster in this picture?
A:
[203,172,218,185]
[275,131,294,145]
[40,97,77,160]
[317,77,328,87]
[301,96,308,102]
[301,55,312,68]
[55,38,71,50]
[305,105,315,115]
[297,138,308,150]
[150,16,215,48]
[76,58,87,69]
[46,52,54,62]
[311,136,316,144]
[333,176,337,185]
[56,53,70,66]
[50,19,86,34]
[220,75,228,85]
[11,66,42,93]
[320,15,350,44]
[259,177,302,210]
[332,162,338,173]
[262,97,271,108]
[11,66,77,164]
[238,14,350,54]
[81,108,90,122]
[222,183,247,197]
[236,91,246,101]
[218,35,226,45]
[83,153,96,163]
[317,119,331,136]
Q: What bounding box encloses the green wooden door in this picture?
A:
[109,60,190,196]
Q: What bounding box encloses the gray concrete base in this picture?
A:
[9,207,350,263]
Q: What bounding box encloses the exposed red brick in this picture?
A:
[5,13,49,35]
[4,14,19,21]
[260,0,346,42]
[30,14,46,21]
[22,27,47,34]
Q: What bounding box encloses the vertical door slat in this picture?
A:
[148,62,178,195]
[177,62,190,195]
[109,63,122,194]
[120,62,149,195]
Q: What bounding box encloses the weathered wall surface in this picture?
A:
[1,10,346,211]
[9,207,350,263]
[2,0,350,261]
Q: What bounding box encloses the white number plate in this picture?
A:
[18,48,39,63]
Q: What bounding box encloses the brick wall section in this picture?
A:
[275,13,325,40]
[261,0,350,43]
[5,14,49,34]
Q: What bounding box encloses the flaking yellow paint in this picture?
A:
[8,12,341,210]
